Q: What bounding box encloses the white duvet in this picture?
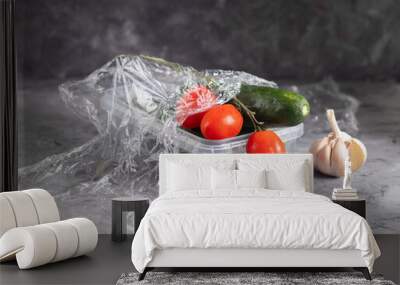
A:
[131,190,380,272]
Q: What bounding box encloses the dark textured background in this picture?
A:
[17,0,400,81]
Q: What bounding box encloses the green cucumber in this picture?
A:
[237,84,310,126]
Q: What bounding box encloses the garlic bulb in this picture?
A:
[309,109,367,177]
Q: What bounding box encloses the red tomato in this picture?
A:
[200,104,243,140]
[246,130,286,153]
[176,85,217,129]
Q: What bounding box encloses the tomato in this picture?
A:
[180,111,206,130]
[200,104,243,140]
[176,85,217,129]
[246,130,286,153]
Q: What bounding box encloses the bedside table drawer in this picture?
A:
[333,199,366,218]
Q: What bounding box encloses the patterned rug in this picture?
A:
[116,272,396,285]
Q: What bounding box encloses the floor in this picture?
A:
[0,235,399,285]
[0,235,132,285]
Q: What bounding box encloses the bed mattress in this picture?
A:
[131,190,380,272]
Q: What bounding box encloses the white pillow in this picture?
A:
[236,169,267,189]
[212,168,237,191]
[266,168,306,191]
[212,169,268,191]
[237,158,309,192]
[167,162,212,191]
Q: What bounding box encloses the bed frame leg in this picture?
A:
[354,267,371,280]
[138,268,148,281]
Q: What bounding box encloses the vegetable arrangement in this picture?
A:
[177,84,310,154]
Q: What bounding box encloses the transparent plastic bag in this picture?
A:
[292,78,360,136]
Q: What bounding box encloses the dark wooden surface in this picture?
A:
[0,0,18,192]
[112,198,149,242]
[0,235,399,285]
[333,199,366,218]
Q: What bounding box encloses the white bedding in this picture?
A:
[131,190,380,273]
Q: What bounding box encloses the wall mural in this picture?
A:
[17,0,400,233]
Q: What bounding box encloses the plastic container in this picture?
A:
[173,123,304,153]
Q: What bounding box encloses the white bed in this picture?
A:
[131,154,380,280]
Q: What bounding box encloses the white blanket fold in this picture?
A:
[131,190,380,273]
